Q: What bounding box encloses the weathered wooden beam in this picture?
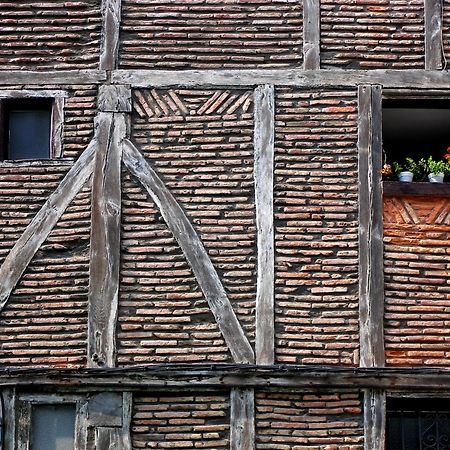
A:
[2,388,16,450]
[122,140,255,364]
[51,96,65,158]
[230,388,255,450]
[364,390,386,450]
[95,428,127,450]
[0,139,97,312]
[383,180,450,197]
[88,113,127,368]
[0,70,106,85]
[425,0,443,70]
[98,85,132,112]
[4,366,450,391]
[303,0,321,70]
[112,69,450,89]
[254,85,275,365]
[100,0,122,70]
[358,85,385,368]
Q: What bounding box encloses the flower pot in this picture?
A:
[398,171,414,182]
[428,172,445,183]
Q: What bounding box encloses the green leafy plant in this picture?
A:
[425,156,450,176]
[392,157,426,181]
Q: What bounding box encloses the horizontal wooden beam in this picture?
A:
[112,69,450,89]
[0,70,106,85]
[383,181,450,197]
[3,366,450,391]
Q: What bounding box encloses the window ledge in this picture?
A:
[383,181,450,197]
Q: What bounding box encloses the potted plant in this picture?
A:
[392,157,423,182]
[425,156,450,183]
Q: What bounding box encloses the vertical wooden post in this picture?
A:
[230,388,255,450]
[88,109,127,368]
[2,389,16,450]
[364,390,386,450]
[100,0,122,71]
[358,84,385,369]
[303,0,321,70]
[425,0,443,70]
[254,85,275,365]
[358,85,386,450]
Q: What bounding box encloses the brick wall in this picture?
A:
[0,174,90,368]
[274,88,359,366]
[256,391,364,449]
[132,393,230,449]
[120,0,303,69]
[117,88,255,365]
[321,0,425,69]
[0,1,101,70]
[384,195,450,367]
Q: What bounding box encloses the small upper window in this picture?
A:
[1,98,53,161]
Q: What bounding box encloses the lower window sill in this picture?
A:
[383,181,450,197]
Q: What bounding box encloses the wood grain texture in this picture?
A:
[98,85,132,112]
[358,85,385,368]
[112,69,450,89]
[88,392,123,427]
[0,139,97,312]
[100,0,122,70]
[122,140,255,364]
[230,388,255,450]
[88,113,127,368]
[0,70,106,85]
[425,0,443,70]
[95,428,123,450]
[51,96,64,158]
[254,85,275,365]
[303,0,320,69]
[364,390,386,450]
[383,181,450,196]
[2,388,16,450]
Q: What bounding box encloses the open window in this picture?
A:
[382,97,450,185]
[386,397,450,450]
[0,92,65,162]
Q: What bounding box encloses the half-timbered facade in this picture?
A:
[0,0,450,449]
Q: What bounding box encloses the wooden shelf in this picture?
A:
[383,181,450,197]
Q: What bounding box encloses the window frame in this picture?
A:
[16,394,88,450]
[0,90,66,162]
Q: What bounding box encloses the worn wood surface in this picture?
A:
[364,390,386,450]
[88,113,127,368]
[98,85,132,112]
[0,139,97,312]
[88,392,123,427]
[95,427,125,450]
[358,85,385,368]
[112,69,450,89]
[100,0,122,70]
[230,388,255,450]
[254,85,275,365]
[122,140,254,364]
[120,393,132,450]
[383,181,450,196]
[303,0,320,69]
[0,90,68,99]
[425,0,443,70]
[0,70,106,85]
[2,388,16,450]
[51,96,64,158]
[5,365,450,390]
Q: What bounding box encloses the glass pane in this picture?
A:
[31,404,76,450]
[8,108,51,160]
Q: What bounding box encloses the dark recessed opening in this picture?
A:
[1,98,53,161]
[386,397,450,450]
[382,98,450,165]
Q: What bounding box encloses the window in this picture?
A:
[0,92,65,162]
[1,99,52,161]
[30,404,76,450]
[386,397,450,450]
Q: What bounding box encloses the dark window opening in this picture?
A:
[30,403,76,450]
[382,98,450,169]
[0,98,53,161]
[386,397,450,450]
